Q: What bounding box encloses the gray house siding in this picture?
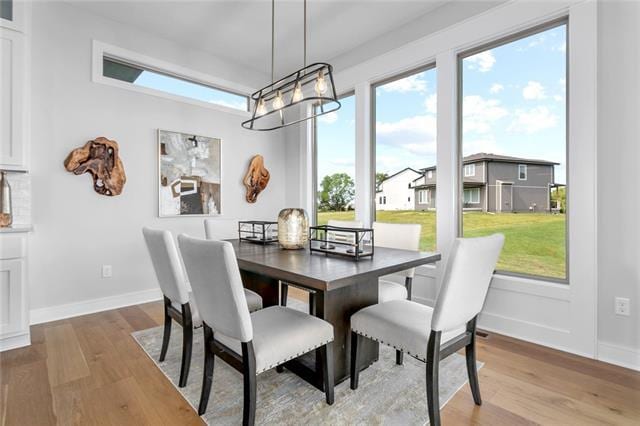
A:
[414,187,436,210]
[487,162,553,212]
[462,161,486,185]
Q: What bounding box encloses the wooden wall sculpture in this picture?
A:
[243,155,270,203]
[64,137,127,196]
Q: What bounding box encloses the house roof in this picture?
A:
[378,167,422,184]
[419,152,559,171]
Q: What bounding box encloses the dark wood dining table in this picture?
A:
[228,239,441,390]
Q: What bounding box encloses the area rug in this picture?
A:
[132,301,480,425]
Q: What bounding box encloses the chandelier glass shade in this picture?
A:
[241,63,340,131]
[241,0,340,131]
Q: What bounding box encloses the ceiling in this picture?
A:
[69,0,450,79]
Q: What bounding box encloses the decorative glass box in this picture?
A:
[238,221,278,244]
[309,225,374,260]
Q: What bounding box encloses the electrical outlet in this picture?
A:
[615,297,630,316]
[102,265,113,278]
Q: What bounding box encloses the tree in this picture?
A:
[318,173,355,212]
[550,186,566,213]
[375,172,389,190]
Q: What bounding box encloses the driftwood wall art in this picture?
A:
[243,155,270,203]
[64,137,127,196]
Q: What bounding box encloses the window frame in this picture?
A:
[370,62,437,220]
[312,90,356,225]
[463,187,480,204]
[518,164,528,180]
[92,40,252,116]
[463,164,476,177]
[457,17,569,283]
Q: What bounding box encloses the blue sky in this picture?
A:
[317,23,567,185]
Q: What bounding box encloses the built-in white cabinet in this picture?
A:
[0,28,27,170]
[0,232,29,351]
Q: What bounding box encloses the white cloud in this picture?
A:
[424,94,437,114]
[489,83,504,94]
[462,95,508,134]
[376,115,437,137]
[508,106,558,134]
[522,81,546,100]
[402,142,437,156]
[318,111,338,124]
[462,138,501,157]
[466,50,496,73]
[558,78,566,92]
[553,95,564,102]
[553,41,566,53]
[380,74,427,94]
[331,158,354,167]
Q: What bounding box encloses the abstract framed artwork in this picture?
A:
[158,129,221,217]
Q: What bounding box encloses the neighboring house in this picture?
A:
[375,168,422,211]
[411,153,560,213]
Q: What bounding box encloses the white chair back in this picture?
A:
[204,219,216,240]
[372,222,422,278]
[431,234,504,332]
[178,234,253,342]
[142,227,190,305]
[327,219,363,244]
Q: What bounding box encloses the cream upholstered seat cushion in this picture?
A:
[378,280,408,303]
[351,300,465,361]
[216,306,334,374]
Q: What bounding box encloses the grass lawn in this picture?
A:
[317,210,566,279]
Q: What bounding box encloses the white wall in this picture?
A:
[28,3,287,320]
[596,0,640,369]
[376,169,421,211]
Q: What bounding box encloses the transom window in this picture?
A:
[102,56,249,112]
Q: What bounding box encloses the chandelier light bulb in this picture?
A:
[292,81,304,102]
[256,97,267,116]
[272,90,285,109]
[315,69,328,95]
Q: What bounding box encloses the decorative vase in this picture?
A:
[277,208,309,249]
[0,172,12,228]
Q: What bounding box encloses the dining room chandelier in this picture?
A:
[241,0,341,131]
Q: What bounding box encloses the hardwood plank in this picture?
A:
[444,392,539,425]
[44,323,90,387]
[3,360,57,425]
[117,305,158,332]
[137,301,165,326]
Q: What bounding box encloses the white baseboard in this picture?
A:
[30,288,163,325]
[597,341,640,371]
[0,332,31,352]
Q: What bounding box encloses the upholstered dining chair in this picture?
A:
[373,221,421,364]
[349,234,504,426]
[280,219,363,314]
[142,227,201,388]
[178,235,335,425]
[203,219,264,313]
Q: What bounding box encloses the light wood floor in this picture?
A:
[1,292,639,425]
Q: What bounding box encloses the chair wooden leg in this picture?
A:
[276,365,284,373]
[198,325,215,416]
[395,349,404,365]
[178,303,193,388]
[466,317,482,405]
[350,331,362,390]
[319,342,334,405]
[426,330,442,426]
[405,277,413,301]
[308,291,316,316]
[280,283,288,307]
[159,297,172,362]
[242,342,257,426]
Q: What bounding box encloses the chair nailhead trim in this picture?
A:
[352,329,427,362]
[259,339,334,374]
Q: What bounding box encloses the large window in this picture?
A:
[102,57,249,112]
[459,21,567,280]
[315,94,356,225]
[373,66,437,251]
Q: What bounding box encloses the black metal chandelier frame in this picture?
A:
[241,0,341,131]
